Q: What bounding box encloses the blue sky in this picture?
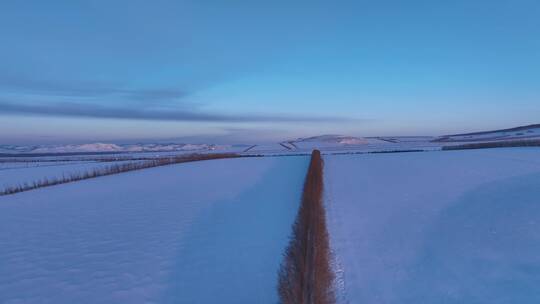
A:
[1,0,539,144]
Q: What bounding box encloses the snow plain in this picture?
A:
[0,156,309,303]
[324,148,540,303]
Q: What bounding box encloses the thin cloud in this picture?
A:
[126,89,189,103]
[0,74,360,123]
[0,101,356,123]
[0,73,189,104]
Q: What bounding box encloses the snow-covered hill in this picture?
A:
[0,143,229,154]
[279,135,442,153]
[297,135,368,145]
[435,124,540,142]
[31,143,124,153]
[284,135,369,150]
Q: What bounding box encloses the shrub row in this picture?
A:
[442,139,540,151]
[278,150,335,304]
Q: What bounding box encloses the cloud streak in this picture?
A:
[0,73,359,124]
[0,73,190,105]
[0,101,355,123]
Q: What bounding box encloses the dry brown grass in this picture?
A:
[0,153,241,196]
[278,150,335,304]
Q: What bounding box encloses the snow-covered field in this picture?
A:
[324,148,540,303]
[2,133,540,303]
[0,156,308,303]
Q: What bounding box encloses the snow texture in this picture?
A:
[324,148,540,303]
[0,156,309,303]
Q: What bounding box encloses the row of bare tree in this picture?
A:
[0,153,241,196]
[443,139,540,150]
[278,150,335,304]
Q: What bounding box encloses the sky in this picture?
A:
[1,0,539,144]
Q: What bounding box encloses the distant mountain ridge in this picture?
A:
[0,142,227,154]
[4,124,539,154]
